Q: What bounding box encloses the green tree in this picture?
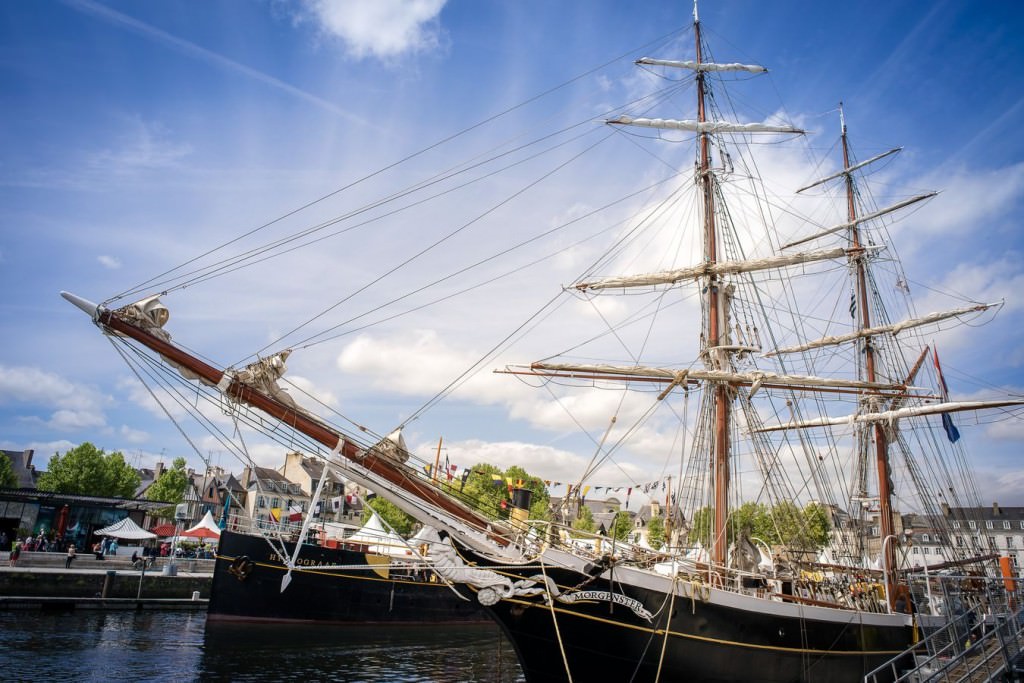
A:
[610,510,633,541]
[646,516,665,549]
[36,442,140,498]
[146,457,190,504]
[363,496,416,536]
[0,452,17,489]
[572,505,596,533]
[686,502,831,551]
[453,462,551,522]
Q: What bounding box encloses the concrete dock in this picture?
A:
[0,550,213,610]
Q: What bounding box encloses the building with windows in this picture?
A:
[279,451,347,522]
[241,465,308,529]
[902,503,1024,573]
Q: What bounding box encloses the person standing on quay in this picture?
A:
[65,544,76,569]
[9,541,20,567]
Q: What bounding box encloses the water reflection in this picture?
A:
[0,611,522,683]
[200,620,523,682]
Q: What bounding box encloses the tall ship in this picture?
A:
[208,513,488,624]
[63,2,1024,681]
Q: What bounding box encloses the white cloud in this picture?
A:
[304,0,448,60]
[907,163,1024,240]
[0,365,110,432]
[118,424,150,445]
[98,255,122,269]
[87,117,192,175]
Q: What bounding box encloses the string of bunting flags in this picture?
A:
[420,462,673,507]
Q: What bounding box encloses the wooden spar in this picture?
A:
[497,367,934,399]
[89,304,503,542]
[889,345,930,412]
[695,16,730,568]
[841,107,896,606]
[433,437,443,484]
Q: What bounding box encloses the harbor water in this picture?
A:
[0,610,524,682]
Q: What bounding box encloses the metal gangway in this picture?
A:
[865,574,1024,683]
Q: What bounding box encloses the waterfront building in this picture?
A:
[902,503,1024,573]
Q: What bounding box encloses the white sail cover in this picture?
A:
[796,147,902,194]
[782,192,937,249]
[636,57,766,73]
[608,115,804,135]
[756,399,1024,432]
[530,362,899,392]
[95,516,156,540]
[575,247,851,291]
[764,303,997,356]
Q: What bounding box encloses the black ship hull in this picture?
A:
[453,543,912,683]
[208,530,489,624]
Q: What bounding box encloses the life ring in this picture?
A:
[228,555,255,581]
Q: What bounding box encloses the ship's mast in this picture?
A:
[694,11,731,567]
[840,105,896,604]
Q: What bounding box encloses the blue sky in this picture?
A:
[2,0,1023,508]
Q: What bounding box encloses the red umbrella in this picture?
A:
[179,527,220,540]
[149,523,177,537]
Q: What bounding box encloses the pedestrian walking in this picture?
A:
[65,544,76,568]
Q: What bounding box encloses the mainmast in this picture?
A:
[693,12,731,568]
[839,105,896,603]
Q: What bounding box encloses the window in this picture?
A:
[271,497,280,509]
[922,533,930,543]
[1004,521,1012,530]
[923,547,930,555]
[952,521,961,529]
[257,496,265,508]
[956,536,963,547]
[986,521,994,530]
[1020,521,1024,530]
[969,521,977,530]
[1007,536,1015,548]
[912,547,920,555]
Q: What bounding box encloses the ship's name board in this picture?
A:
[556,589,653,621]
[269,552,336,568]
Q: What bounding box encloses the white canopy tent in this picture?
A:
[95,516,157,540]
[184,510,221,534]
[345,511,408,557]
[180,510,222,541]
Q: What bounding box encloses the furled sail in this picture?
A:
[636,57,766,74]
[781,192,937,250]
[527,362,901,392]
[608,115,804,135]
[755,399,1024,432]
[574,247,854,291]
[796,147,902,194]
[763,303,998,357]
